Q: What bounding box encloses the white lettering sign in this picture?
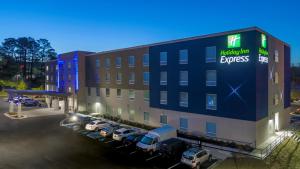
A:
[220,55,250,64]
[259,54,268,64]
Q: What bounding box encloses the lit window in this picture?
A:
[117,108,122,118]
[46,85,49,91]
[144,112,150,124]
[144,91,149,101]
[106,88,110,97]
[129,110,135,121]
[117,89,122,98]
[206,46,216,63]
[96,59,100,68]
[274,72,279,84]
[206,94,217,110]
[206,122,216,137]
[105,58,110,69]
[68,87,72,93]
[56,65,58,70]
[206,70,217,86]
[160,115,167,125]
[179,71,188,86]
[46,75,49,81]
[129,90,135,100]
[274,94,279,105]
[105,72,110,83]
[143,72,149,85]
[179,92,188,107]
[179,49,188,64]
[96,88,100,96]
[143,54,149,66]
[180,118,188,131]
[128,56,135,67]
[129,72,135,84]
[160,52,167,65]
[68,61,72,69]
[160,91,167,105]
[160,72,167,85]
[116,72,122,84]
[46,66,49,71]
[116,57,121,68]
[275,50,279,63]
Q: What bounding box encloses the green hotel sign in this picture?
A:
[227,34,241,48]
[220,48,250,64]
[261,34,267,48]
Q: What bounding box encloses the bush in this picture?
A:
[16,80,27,90]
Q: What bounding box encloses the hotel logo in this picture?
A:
[228,34,241,48]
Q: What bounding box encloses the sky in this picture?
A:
[0,0,299,64]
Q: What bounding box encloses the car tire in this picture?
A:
[208,155,212,162]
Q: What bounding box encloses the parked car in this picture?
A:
[136,125,177,154]
[112,128,138,141]
[159,138,188,159]
[123,133,145,149]
[22,99,40,107]
[100,124,122,137]
[85,120,108,131]
[181,147,212,169]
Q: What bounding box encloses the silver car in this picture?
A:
[181,147,212,169]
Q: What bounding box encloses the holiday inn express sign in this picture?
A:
[220,33,268,64]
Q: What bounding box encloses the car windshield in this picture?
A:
[114,131,122,135]
[140,136,154,145]
[126,135,136,140]
[183,153,194,160]
[89,122,95,125]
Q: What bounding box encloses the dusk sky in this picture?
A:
[0,0,299,64]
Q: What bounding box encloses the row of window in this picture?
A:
[160,91,217,110]
[88,88,150,101]
[102,72,149,85]
[155,114,216,136]
[159,70,216,86]
[96,54,149,69]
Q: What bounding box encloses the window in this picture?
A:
[274,94,279,105]
[160,72,167,85]
[106,88,110,97]
[88,87,91,96]
[160,91,167,105]
[179,71,188,86]
[116,57,121,68]
[46,66,49,71]
[129,110,135,121]
[129,90,135,100]
[105,58,110,69]
[129,72,135,84]
[144,112,150,124]
[206,70,217,86]
[46,75,49,81]
[96,58,100,68]
[56,65,58,70]
[143,72,149,85]
[180,92,188,107]
[68,61,72,69]
[275,50,279,63]
[117,108,122,118]
[50,76,53,82]
[206,122,216,137]
[274,72,279,84]
[206,94,217,110]
[96,88,100,96]
[117,89,122,98]
[116,72,122,84]
[160,115,167,124]
[128,55,135,67]
[46,85,49,91]
[105,72,110,83]
[143,54,149,66]
[179,49,188,64]
[68,87,72,93]
[96,73,100,84]
[144,91,149,101]
[206,46,216,63]
[68,74,71,81]
[160,52,167,65]
[180,118,188,131]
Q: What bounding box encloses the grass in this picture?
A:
[215,138,300,169]
[0,90,7,97]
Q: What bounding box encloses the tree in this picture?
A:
[16,80,27,90]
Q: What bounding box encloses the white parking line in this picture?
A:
[129,151,137,155]
[145,153,161,161]
[167,162,181,169]
[115,145,125,149]
[104,140,115,144]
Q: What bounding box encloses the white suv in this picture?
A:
[85,120,107,131]
[181,147,212,169]
[112,128,138,141]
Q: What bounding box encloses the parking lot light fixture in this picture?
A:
[71,115,78,122]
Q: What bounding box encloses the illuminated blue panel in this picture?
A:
[74,53,79,91]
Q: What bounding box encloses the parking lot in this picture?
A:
[0,97,217,169]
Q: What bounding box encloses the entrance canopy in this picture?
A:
[5,89,70,97]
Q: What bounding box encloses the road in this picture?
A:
[0,97,196,169]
